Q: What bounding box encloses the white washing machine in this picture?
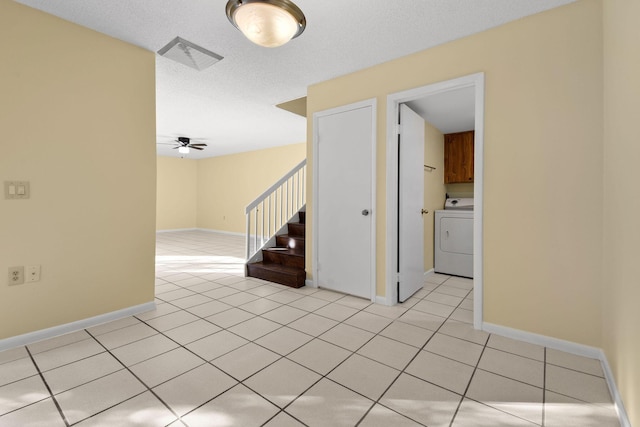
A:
[434,198,473,278]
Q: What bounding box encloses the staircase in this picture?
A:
[246,211,306,288]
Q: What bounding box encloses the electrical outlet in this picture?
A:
[26,265,41,282]
[8,266,24,285]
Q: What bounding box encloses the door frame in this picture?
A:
[312,98,377,302]
[385,73,485,329]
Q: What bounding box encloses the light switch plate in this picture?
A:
[4,181,30,199]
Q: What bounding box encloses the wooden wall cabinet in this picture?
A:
[444,130,474,184]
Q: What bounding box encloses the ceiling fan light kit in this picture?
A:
[178,146,190,154]
[225,0,306,48]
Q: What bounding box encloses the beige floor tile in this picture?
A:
[319,323,375,352]
[264,290,305,304]
[153,364,237,416]
[163,319,221,345]
[171,294,214,309]
[314,302,359,321]
[156,288,197,302]
[182,384,279,427]
[380,373,461,426]
[335,295,372,310]
[452,398,537,426]
[486,334,544,361]
[357,335,420,370]
[412,299,456,317]
[0,356,37,387]
[42,352,123,394]
[93,323,158,350]
[129,347,204,388]
[424,291,464,307]
[110,333,179,366]
[544,391,620,427]
[255,327,313,356]
[545,364,612,404]
[227,279,264,291]
[31,339,105,372]
[0,398,65,427]
[212,343,280,381]
[434,284,470,297]
[379,321,434,348]
[135,303,181,321]
[287,339,351,375]
[219,291,261,307]
[239,298,282,315]
[450,307,473,323]
[546,348,604,377]
[424,333,483,366]
[466,369,543,425]
[425,272,450,285]
[286,378,373,427]
[75,392,176,426]
[312,289,347,302]
[144,311,200,332]
[344,311,392,334]
[459,298,473,310]
[438,319,489,345]
[206,307,255,328]
[56,369,146,424]
[288,313,339,336]
[478,347,544,388]
[260,305,308,325]
[202,286,240,300]
[263,411,306,426]
[363,303,408,319]
[405,350,474,395]
[287,296,330,312]
[0,346,29,364]
[86,317,141,336]
[228,316,281,341]
[185,281,223,293]
[397,310,446,331]
[443,277,474,290]
[245,358,321,408]
[0,376,50,416]
[246,285,285,297]
[328,354,400,400]
[359,404,422,427]
[185,300,232,317]
[186,330,249,361]
[27,330,92,354]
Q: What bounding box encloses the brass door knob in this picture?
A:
[421,209,429,215]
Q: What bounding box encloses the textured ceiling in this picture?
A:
[15,0,575,158]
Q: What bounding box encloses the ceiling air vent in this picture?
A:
[157,37,223,71]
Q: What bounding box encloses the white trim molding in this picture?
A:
[0,302,156,352]
[197,228,245,237]
[156,228,198,233]
[386,72,485,326]
[483,322,631,427]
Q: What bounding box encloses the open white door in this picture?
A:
[398,104,425,302]
[314,101,375,300]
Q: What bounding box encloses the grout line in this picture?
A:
[25,347,70,427]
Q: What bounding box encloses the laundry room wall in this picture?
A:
[307,0,603,347]
[424,121,446,271]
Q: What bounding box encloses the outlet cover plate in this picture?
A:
[8,266,24,285]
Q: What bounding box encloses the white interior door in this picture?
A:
[398,104,425,302]
[315,103,374,299]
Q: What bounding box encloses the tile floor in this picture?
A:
[0,230,621,426]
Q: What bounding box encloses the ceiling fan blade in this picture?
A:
[189,143,208,147]
[172,146,180,149]
[191,146,204,150]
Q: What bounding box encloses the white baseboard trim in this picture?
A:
[156,228,197,233]
[0,302,156,352]
[424,268,435,277]
[376,295,391,306]
[483,322,631,427]
[197,228,245,237]
[599,350,632,427]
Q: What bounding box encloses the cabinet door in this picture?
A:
[444,131,474,183]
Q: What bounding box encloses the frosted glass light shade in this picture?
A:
[226,0,306,48]
[178,146,190,154]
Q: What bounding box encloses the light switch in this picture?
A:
[8,185,15,195]
[17,185,25,195]
[4,181,29,199]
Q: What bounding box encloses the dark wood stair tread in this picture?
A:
[247,262,305,288]
[264,247,304,257]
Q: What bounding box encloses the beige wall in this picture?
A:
[424,122,446,271]
[0,2,156,339]
[307,0,603,346]
[156,157,198,230]
[197,144,306,233]
[603,0,640,424]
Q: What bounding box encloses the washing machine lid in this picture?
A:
[444,198,474,210]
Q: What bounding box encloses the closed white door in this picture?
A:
[398,104,425,302]
[315,103,374,299]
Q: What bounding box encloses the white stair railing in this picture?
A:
[245,159,306,261]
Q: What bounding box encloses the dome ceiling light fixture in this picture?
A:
[225,0,306,48]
